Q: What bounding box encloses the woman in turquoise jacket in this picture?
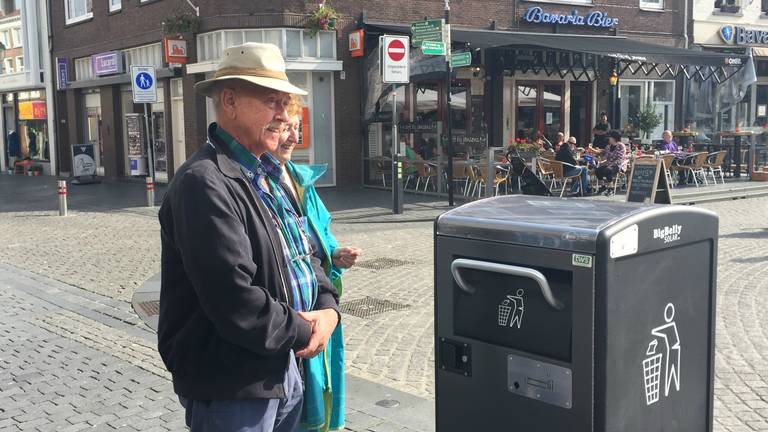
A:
[272,106,361,432]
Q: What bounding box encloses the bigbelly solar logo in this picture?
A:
[653,225,682,244]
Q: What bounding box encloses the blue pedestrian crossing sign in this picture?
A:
[131,65,157,103]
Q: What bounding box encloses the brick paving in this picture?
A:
[0,175,767,431]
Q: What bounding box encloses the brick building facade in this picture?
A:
[49,1,718,187]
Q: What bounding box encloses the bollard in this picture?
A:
[145,177,155,207]
[58,180,68,216]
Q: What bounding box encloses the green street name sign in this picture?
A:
[451,51,472,68]
[421,41,446,55]
[411,19,443,47]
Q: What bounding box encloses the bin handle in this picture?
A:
[450,258,564,310]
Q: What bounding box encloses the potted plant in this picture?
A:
[306,2,338,37]
[162,13,200,36]
[636,103,663,144]
[508,138,541,160]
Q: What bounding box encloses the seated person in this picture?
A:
[553,132,565,152]
[595,130,628,197]
[657,130,678,153]
[556,136,591,195]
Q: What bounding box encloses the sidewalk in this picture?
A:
[2,174,768,431]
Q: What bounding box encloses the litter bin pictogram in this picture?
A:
[498,298,512,326]
[643,340,663,405]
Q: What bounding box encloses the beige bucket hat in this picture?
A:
[195,42,308,97]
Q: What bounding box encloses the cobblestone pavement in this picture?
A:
[1,175,768,431]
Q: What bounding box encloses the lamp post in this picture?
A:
[444,0,454,206]
[608,68,618,131]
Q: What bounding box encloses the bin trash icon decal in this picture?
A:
[643,340,663,405]
[497,290,525,329]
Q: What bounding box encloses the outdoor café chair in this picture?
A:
[704,150,727,184]
[671,152,709,187]
[549,160,583,197]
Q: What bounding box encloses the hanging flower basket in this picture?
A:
[162,13,200,36]
[306,2,338,37]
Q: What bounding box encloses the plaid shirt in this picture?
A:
[210,123,317,312]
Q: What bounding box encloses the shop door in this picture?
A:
[152,111,167,182]
[569,82,591,147]
[312,72,335,186]
[516,81,563,144]
[619,82,643,138]
[85,107,103,175]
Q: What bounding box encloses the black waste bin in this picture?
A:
[434,196,718,431]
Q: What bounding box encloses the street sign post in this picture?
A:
[130,66,157,104]
[131,66,158,182]
[451,51,472,68]
[411,19,443,47]
[422,41,446,55]
[382,35,410,83]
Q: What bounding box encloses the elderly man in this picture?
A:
[658,130,679,153]
[555,136,591,195]
[157,43,339,432]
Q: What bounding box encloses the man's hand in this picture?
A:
[295,309,339,358]
[332,246,362,269]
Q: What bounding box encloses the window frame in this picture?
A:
[639,0,663,10]
[65,0,93,25]
[15,55,22,72]
[526,0,592,4]
[108,0,121,12]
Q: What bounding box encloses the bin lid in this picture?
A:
[436,195,713,253]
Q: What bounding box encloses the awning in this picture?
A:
[365,20,748,82]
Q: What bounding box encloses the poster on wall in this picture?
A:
[126,114,144,157]
[19,101,47,120]
[295,107,311,149]
[72,144,97,180]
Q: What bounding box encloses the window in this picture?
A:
[0,31,8,48]
[714,0,741,12]
[11,27,20,48]
[3,58,13,74]
[65,0,92,25]
[15,56,22,72]
[109,0,121,12]
[640,0,663,9]
[762,0,768,13]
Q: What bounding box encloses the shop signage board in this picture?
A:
[399,121,438,132]
[451,51,472,68]
[72,144,97,178]
[56,58,68,90]
[349,29,364,57]
[131,66,157,103]
[163,37,188,64]
[411,19,443,47]
[422,41,446,56]
[719,25,768,46]
[382,35,409,83]
[522,6,619,28]
[626,158,672,205]
[91,51,124,76]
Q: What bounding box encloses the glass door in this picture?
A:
[619,82,644,137]
[516,81,564,144]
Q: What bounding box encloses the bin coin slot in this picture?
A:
[508,353,572,409]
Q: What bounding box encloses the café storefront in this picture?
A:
[361,15,748,191]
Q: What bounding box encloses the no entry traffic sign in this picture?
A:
[388,38,406,61]
[382,35,409,83]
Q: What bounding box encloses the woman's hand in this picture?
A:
[332,247,362,269]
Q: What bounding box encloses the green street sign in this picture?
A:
[421,41,446,55]
[411,19,443,47]
[451,51,472,68]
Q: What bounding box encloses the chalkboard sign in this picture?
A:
[625,158,672,204]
